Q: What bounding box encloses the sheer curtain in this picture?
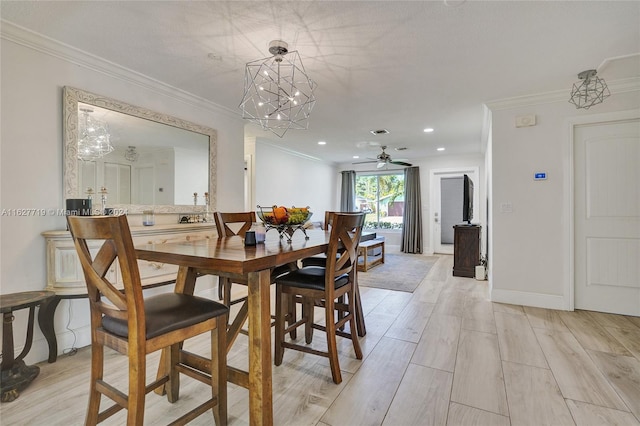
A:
[340,170,356,211]
[401,166,423,253]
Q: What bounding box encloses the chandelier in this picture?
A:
[77,108,114,161]
[569,69,610,110]
[239,40,317,138]
[124,146,139,162]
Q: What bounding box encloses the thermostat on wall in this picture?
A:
[534,172,547,180]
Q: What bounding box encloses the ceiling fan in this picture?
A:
[353,145,412,168]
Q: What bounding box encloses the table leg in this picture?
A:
[1,308,40,402]
[247,269,273,426]
[38,296,61,363]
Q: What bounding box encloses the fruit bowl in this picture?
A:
[256,205,313,242]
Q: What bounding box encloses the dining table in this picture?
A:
[135,228,366,426]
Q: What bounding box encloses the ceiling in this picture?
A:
[2,1,639,165]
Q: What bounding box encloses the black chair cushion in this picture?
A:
[102,293,229,339]
[271,263,297,280]
[300,254,327,268]
[301,253,342,268]
[275,266,349,291]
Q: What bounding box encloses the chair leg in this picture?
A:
[85,341,103,426]
[348,292,363,360]
[286,294,297,339]
[165,344,180,403]
[274,285,285,366]
[127,348,146,425]
[222,278,233,307]
[217,277,224,300]
[302,298,314,344]
[338,295,346,331]
[324,299,342,384]
[211,318,228,426]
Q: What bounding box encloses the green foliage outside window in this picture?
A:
[356,173,404,230]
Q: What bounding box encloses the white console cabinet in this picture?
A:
[42,223,218,296]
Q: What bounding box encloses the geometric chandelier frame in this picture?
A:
[239,40,316,138]
[569,69,610,110]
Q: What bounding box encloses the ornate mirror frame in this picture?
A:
[63,86,217,214]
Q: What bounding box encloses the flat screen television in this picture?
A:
[463,174,474,224]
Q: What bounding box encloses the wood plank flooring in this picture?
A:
[2,255,640,425]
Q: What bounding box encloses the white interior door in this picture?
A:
[134,166,155,205]
[574,118,640,316]
[431,167,479,254]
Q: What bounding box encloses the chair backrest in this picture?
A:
[67,215,145,340]
[323,211,355,230]
[323,211,336,231]
[324,213,365,292]
[214,211,256,238]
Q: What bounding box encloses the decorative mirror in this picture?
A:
[63,86,216,214]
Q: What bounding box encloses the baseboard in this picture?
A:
[490,288,568,311]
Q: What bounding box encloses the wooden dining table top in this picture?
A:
[135,228,332,274]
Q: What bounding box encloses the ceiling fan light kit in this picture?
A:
[239,40,317,138]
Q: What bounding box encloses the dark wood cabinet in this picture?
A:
[453,225,481,278]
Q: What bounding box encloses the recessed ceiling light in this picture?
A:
[353,155,360,159]
[318,141,326,145]
[437,147,445,151]
[424,128,434,133]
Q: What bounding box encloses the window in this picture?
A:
[356,173,405,230]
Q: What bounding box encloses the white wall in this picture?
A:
[252,140,339,217]
[489,87,640,310]
[0,25,245,364]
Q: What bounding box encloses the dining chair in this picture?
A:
[273,212,365,384]
[213,211,257,304]
[300,211,336,267]
[213,211,297,333]
[67,215,228,426]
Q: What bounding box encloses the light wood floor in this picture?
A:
[3,255,640,425]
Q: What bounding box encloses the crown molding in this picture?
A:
[1,20,239,119]
[485,76,640,111]
[257,138,331,165]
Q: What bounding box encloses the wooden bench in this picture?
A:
[357,239,385,272]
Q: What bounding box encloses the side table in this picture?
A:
[0,290,55,402]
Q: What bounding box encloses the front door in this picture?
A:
[574,118,640,315]
[431,168,479,254]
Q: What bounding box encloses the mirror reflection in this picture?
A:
[63,86,217,214]
[77,103,209,205]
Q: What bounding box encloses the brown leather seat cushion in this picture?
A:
[275,266,349,291]
[102,293,229,339]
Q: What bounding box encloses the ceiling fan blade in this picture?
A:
[352,160,378,164]
[390,160,412,167]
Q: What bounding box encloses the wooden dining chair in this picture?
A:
[67,215,228,426]
[213,211,257,305]
[273,212,365,384]
[300,211,336,267]
[213,211,297,332]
